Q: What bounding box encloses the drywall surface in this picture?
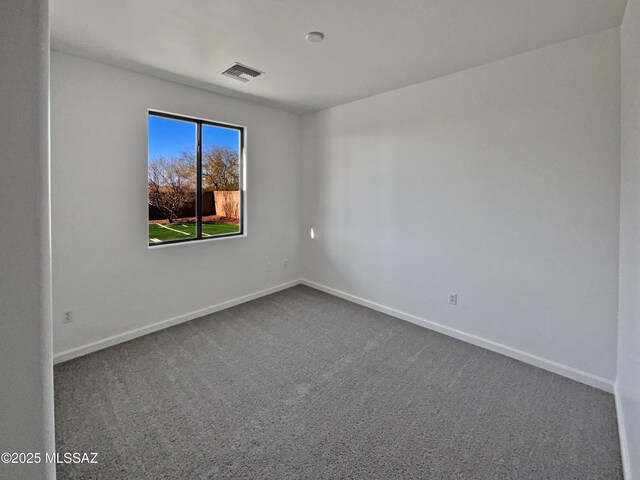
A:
[51,52,302,355]
[618,0,640,476]
[0,1,55,479]
[302,29,621,384]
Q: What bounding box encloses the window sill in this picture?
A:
[147,232,247,249]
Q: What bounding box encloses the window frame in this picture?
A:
[147,109,245,247]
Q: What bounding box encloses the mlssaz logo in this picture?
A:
[47,452,99,464]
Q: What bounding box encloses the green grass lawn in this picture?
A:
[149,222,240,243]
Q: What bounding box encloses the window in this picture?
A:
[148,111,244,245]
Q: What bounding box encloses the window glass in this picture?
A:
[201,124,242,238]
[148,112,243,245]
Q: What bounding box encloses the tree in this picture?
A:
[148,156,195,223]
[202,146,239,191]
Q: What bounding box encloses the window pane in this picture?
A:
[201,124,242,237]
[148,115,197,244]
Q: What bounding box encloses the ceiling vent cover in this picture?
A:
[221,62,264,82]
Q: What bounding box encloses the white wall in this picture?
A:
[302,28,621,388]
[618,0,640,476]
[0,1,55,479]
[51,52,302,357]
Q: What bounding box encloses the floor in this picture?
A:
[54,285,622,479]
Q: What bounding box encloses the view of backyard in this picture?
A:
[148,114,242,244]
[149,221,240,243]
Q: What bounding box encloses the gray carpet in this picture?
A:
[54,285,622,479]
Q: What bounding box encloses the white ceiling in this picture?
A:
[51,0,627,114]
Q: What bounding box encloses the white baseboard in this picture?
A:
[300,279,614,393]
[53,280,302,364]
[615,383,632,480]
[55,277,614,394]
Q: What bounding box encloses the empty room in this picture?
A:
[1,0,639,479]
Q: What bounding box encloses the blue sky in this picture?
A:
[148,115,240,160]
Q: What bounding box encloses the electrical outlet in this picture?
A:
[62,310,74,323]
[448,293,457,305]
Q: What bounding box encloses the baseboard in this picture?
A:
[55,277,615,393]
[615,383,633,480]
[300,279,614,393]
[53,279,303,364]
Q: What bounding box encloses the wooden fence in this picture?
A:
[149,190,240,221]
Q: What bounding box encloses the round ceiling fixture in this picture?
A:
[305,31,325,43]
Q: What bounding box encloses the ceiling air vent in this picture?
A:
[221,62,264,82]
